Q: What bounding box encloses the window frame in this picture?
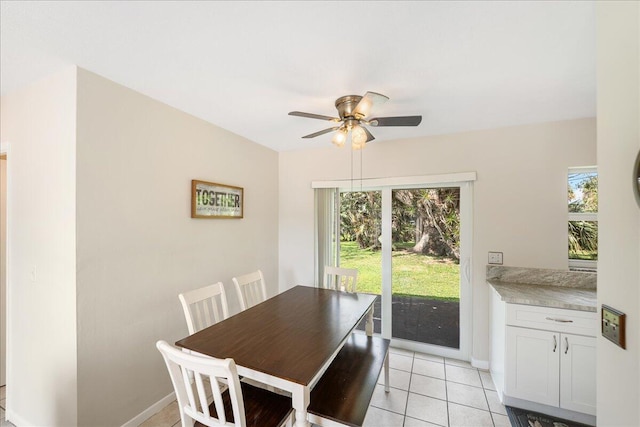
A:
[568,166,597,271]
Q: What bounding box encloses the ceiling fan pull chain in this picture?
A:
[350,143,354,192]
[360,147,363,192]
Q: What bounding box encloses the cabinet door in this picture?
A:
[505,326,560,406]
[560,334,596,415]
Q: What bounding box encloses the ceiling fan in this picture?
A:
[288,91,422,149]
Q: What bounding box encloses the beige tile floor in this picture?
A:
[139,347,509,427]
[0,348,507,427]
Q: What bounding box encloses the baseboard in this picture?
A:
[471,356,489,370]
[121,390,176,427]
[5,410,32,427]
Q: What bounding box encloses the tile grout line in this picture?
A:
[370,353,413,418]
[407,389,495,413]
[477,369,498,427]
[479,371,494,425]
[373,356,498,424]
[445,362,502,427]
[444,359,450,427]
[402,352,416,426]
[368,403,406,417]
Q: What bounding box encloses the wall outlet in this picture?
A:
[488,252,503,265]
[602,305,626,349]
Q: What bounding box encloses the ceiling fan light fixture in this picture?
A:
[288,91,421,148]
[331,127,348,147]
[351,125,367,150]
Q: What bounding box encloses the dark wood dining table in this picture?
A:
[175,285,378,427]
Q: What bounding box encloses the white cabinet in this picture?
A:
[505,326,596,415]
[560,333,597,414]
[490,289,597,421]
[506,326,560,407]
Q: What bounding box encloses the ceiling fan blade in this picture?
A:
[368,116,422,127]
[362,126,375,143]
[289,111,340,122]
[353,92,389,118]
[302,126,341,139]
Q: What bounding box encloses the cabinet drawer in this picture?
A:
[506,304,597,336]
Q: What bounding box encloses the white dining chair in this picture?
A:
[179,282,229,335]
[232,270,267,310]
[323,266,358,293]
[156,340,293,427]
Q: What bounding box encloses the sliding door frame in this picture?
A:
[313,172,475,361]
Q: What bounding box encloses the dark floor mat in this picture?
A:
[506,406,594,427]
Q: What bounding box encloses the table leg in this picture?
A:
[366,306,374,336]
[292,384,311,427]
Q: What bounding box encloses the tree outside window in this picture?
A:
[568,168,597,269]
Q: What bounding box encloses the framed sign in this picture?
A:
[191,180,244,219]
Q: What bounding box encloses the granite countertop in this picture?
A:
[488,279,597,312]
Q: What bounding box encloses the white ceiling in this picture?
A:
[0,1,596,152]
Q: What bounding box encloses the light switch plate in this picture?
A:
[602,305,626,349]
[488,251,503,265]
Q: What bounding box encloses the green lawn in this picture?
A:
[339,241,460,301]
[569,250,597,260]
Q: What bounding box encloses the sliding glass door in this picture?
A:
[390,187,461,349]
[322,176,472,360]
[339,190,382,334]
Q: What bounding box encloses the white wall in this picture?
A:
[0,67,279,426]
[596,2,640,425]
[0,68,78,426]
[279,118,596,363]
[75,69,279,425]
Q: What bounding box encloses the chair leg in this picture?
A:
[384,352,390,393]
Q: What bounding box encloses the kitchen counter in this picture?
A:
[488,279,597,312]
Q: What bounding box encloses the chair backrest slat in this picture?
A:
[323,266,358,293]
[210,375,227,425]
[193,372,210,420]
[157,340,247,427]
[179,282,229,335]
[181,365,198,414]
[232,270,267,311]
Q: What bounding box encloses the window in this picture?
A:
[568,167,597,270]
